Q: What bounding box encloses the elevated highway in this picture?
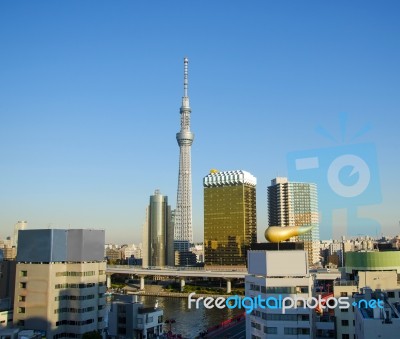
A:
[106,265,247,293]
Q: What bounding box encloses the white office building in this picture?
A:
[246,250,313,338]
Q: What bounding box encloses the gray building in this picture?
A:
[143,190,174,267]
[108,295,163,339]
[13,229,107,338]
[0,260,16,309]
[13,221,27,250]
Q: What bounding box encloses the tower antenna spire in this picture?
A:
[183,57,189,97]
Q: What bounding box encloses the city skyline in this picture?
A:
[0,1,399,244]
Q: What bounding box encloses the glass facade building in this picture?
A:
[143,190,174,267]
[268,177,320,265]
[203,170,257,267]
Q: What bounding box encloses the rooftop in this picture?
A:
[138,306,162,314]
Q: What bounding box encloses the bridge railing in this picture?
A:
[107,265,247,272]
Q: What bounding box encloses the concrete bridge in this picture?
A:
[106,265,248,293]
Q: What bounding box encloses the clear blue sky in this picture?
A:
[1,1,399,244]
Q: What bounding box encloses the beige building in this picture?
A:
[14,262,107,335]
[13,229,107,339]
[0,238,16,261]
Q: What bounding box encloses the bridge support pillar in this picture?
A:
[140,276,145,290]
[226,279,232,294]
[180,278,185,292]
[106,275,112,289]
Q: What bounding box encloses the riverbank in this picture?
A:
[109,284,236,298]
[125,289,232,299]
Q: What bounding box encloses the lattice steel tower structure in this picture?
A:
[175,57,194,245]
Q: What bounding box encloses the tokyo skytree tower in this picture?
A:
[175,57,194,244]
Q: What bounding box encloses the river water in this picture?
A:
[136,295,243,338]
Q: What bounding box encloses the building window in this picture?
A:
[298,286,308,293]
[20,270,27,277]
[388,292,395,298]
[18,296,26,302]
[341,308,348,312]
[19,282,27,289]
[18,307,25,314]
[298,328,310,335]
[250,284,260,291]
[340,292,348,297]
[342,334,350,339]
[341,320,349,326]
[284,327,298,335]
[17,320,25,326]
[299,314,309,321]
[264,327,277,334]
[297,300,305,307]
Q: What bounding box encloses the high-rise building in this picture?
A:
[142,190,174,267]
[203,170,257,267]
[13,229,107,338]
[13,220,27,249]
[268,177,320,265]
[175,57,194,247]
[0,238,16,260]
